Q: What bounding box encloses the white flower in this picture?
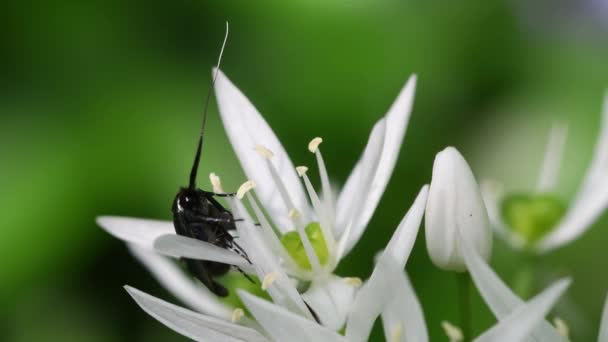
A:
[213,68,417,262]
[97,69,418,331]
[425,147,492,272]
[483,94,608,253]
[122,185,430,341]
[119,196,570,342]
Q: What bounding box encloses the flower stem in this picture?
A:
[457,272,472,341]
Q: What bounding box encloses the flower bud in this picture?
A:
[425,147,492,272]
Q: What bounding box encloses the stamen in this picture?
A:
[262,271,279,290]
[293,221,322,272]
[553,317,569,339]
[308,138,335,225]
[441,321,463,342]
[308,137,323,153]
[245,192,302,274]
[287,207,322,272]
[296,166,309,176]
[209,172,224,193]
[298,168,336,258]
[288,208,301,220]
[255,147,298,222]
[390,323,402,342]
[255,145,274,159]
[231,308,244,323]
[237,180,256,199]
[343,277,362,287]
[537,122,568,192]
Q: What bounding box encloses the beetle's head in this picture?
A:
[174,187,208,214]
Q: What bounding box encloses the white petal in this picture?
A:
[239,290,346,342]
[600,292,608,342]
[425,147,492,272]
[335,75,417,255]
[153,234,256,273]
[97,216,174,249]
[128,244,232,319]
[335,119,386,257]
[541,94,608,251]
[344,253,399,342]
[384,185,428,268]
[214,69,311,229]
[302,275,359,332]
[575,92,608,201]
[125,286,268,342]
[536,122,568,193]
[381,261,429,342]
[473,278,570,342]
[460,235,566,341]
[229,197,313,320]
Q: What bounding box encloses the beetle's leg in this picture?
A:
[197,216,234,224]
[185,259,229,297]
[213,192,237,197]
[203,190,237,197]
[235,266,256,284]
[304,301,321,324]
[233,218,261,227]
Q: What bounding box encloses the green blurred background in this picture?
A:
[2,0,608,341]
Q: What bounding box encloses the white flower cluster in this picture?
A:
[98,70,608,341]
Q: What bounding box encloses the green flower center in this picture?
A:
[218,273,271,314]
[501,193,566,245]
[280,222,329,270]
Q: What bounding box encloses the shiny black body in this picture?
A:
[172,187,248,297]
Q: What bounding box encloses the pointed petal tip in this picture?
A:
[407,74,417,87]
[124,285,139,299]
[95,215,114,228]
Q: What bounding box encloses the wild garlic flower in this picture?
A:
[425,147,492,272]
[483,94,608,253]
[118,196,570,342]
[213,69,417,268]
[97,69,418,332]
[123,184,429,342]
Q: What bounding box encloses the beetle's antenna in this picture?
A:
[189,21,229,189]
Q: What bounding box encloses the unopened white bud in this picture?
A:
[425,147,492,272]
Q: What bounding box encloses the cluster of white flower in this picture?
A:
[98,70,608,341]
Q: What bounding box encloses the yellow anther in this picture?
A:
[209,173,224,193]
[343,277,363,287]
[262,271,279,290]
[237,180,256,199]
[288,208,301,219]
[296,166,309,177]
[308,137,323,153]
[441,321,463,342]
[553,317,569,339]
[231,308,244,323]
[390,323,402,342]
[255,145,274,159]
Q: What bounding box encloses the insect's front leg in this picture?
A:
[196,216,235,224]
[194,215,260,227]
[203,190,236,197]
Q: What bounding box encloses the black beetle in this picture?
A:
[171,23,250,297]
